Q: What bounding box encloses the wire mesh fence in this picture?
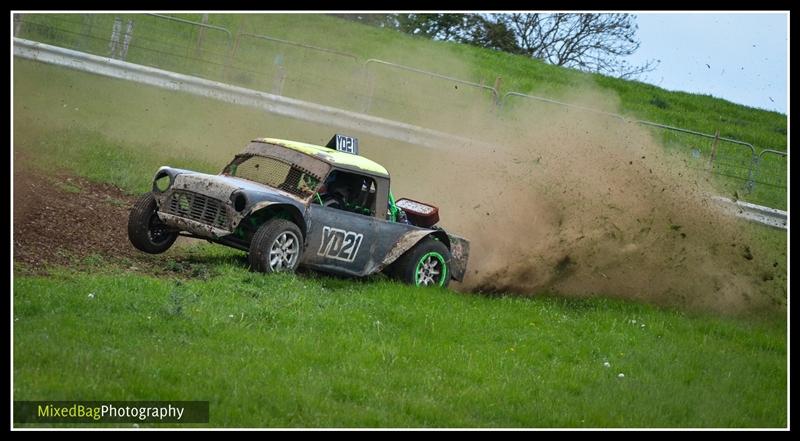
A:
[360,59,499,129]
[639,123,785,210]
[14,13,787,210]
[749,150,788,210]
[653,128,756,197]
[227,32,363,110]
[16,13,233,80]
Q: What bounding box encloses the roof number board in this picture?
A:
[326,134,359,155]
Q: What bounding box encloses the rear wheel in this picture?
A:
[248,219,303,273]
[392,237,451,288]
[128,192,178,254]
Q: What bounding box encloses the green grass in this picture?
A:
[51,179,82,194]
[25,127,218,194]
[13,249,787,428]
[15,12,786,209]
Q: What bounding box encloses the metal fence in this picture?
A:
[16,13,233,79]
[227,31,363,110]
[14,13,787,210]
[749,150,788,210]
[358,58,501,129]
[371,56,499,128]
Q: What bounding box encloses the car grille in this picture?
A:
[166,190,228,229]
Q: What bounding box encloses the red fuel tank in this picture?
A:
[395,198,439,228]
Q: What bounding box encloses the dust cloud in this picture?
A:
[352,58,783,315]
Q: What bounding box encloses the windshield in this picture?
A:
[223,154,324,199]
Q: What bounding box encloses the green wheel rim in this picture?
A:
[414,251,448,287]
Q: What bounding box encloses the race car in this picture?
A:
[127,134,470,287]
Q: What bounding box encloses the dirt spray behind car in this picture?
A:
[360,80,783,315]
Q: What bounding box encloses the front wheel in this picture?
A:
[128,192,178,254]
[392,237,451,288]
[248,219,303,273]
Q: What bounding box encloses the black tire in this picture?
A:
[248,218,303,273]
[391,237,452,288]
[128,192,178,254]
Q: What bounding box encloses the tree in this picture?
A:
[462,15,523,54]
[396,14,466,41]
[331,13,657,79]
[327,13,399,29]
[343,13,657,79]
[393,14,523,54]
[497,13,658,78]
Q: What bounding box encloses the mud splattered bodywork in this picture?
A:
[146,138,470,282]
[445,234,470,282]
[152,167,309,240]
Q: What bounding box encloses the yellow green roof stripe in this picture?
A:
[254,137,389,177]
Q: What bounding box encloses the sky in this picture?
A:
[624,12,788,114]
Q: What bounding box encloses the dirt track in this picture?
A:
[13,169,141,270]
[13,168,229,278]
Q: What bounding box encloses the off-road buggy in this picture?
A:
[128,135,470,287]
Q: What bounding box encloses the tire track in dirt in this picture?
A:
[13,168,141,271]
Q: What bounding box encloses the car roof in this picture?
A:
[253,138,389,178]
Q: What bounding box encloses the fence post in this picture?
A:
[493,76,502,106]
[707,128,720,170]
[273,54,286,95]
[109,17,122,59]
[196,13,209,57]
[121,20,135,61]
[745,153,760,194]
[362,66,375,114]
[14,13,23,37]
[226,32,244,82]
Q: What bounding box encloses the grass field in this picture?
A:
[13,248,787,428]
[12,14,788,428]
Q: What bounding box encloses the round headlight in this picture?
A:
[154,171,171,192]
[232,191,247,212]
